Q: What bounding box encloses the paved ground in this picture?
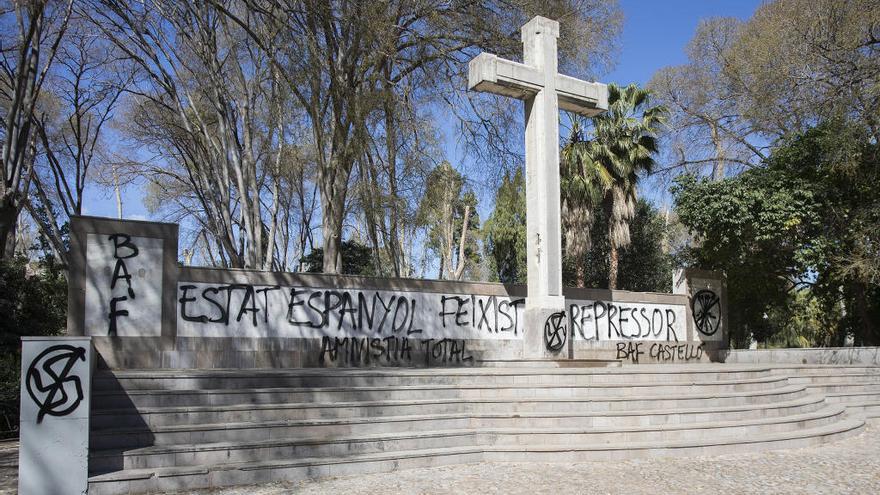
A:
[0,440,16,494]
[3,424,879,494]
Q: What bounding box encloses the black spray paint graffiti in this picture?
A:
[26,345,86,422]
[108,233,138,336]
[692,289,721,336]
[568,301,680,342]
[544,311,566,352]
[616,341,703,364]
[438,295,524,334]
[319,336,473,366]
[289,288,422,334]
[179,284,282,326]
[179,284,525,337]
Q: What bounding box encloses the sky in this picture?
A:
[81,0,765,240]
[601,0,764,208]
[606,0,761,86]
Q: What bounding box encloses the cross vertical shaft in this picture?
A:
[522,17,562,304]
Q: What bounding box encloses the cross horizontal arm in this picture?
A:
[556,74,608,117]
[468,53,543,100]
[468,53,608,116]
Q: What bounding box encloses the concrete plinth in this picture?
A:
[18,336,93,495]
[523,296,567,359]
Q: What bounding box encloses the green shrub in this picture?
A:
[0,257,67,438]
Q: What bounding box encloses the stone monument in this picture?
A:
[468,16,608,358]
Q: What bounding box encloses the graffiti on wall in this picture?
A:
[616,341,704,364]
[544,311,566,352]
[692,289,721,337]
[567,300,686,342]
[318,336,474,366]
[177,282,526,340]
[84,233,163,337]
[176,283,691,345]
[25,345,87,422]
[106,234,138,336]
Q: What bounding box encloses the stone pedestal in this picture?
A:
[523,296,567,359]
[674,268,727,345]
[18,336,93,495]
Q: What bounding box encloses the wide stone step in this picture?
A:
[89,394,830,450]
[86,418,864,495]
[92,367,777,391]
[787,373,880,385]
[88,405,845,472]
[770,365,880,375]
[839,401,880,418]
[806,383,880,393]
[824,390,880,403]
[91,376,792,409]
[91,385,811,429]
[475,359,619,368]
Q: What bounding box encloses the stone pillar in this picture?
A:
[467,16,607,360]
[67,216,179,368]
[68,216,178,338]
[18,336,93,495]
[674,268,728,346]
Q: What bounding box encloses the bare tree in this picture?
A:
[215,0,622,274]
[0,0,72,258]
[648,18,764,182]
[649,1,880,181]
[86,0,306,269]
[26,15,130,266]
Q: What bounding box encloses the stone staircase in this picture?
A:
[774,365,880,419]
[86,364,879,495]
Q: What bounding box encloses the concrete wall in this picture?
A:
[68,216,725,369]
[717,347,880,366]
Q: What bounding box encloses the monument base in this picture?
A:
[523,296,567,360]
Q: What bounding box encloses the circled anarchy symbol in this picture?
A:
[692,289,721,337]
[26,345,87,423]
[544,311,567,352]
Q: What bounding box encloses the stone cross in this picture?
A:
[468,16,608,357]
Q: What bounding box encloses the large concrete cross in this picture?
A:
[468,16,608,357]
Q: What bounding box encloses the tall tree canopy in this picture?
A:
[562,198,673,293]
[208,0,622,273]
[649,0,880,180]
[673,119,880,347]
[0,1,73,259]
[484,168,527,284]
[416,162,481,281]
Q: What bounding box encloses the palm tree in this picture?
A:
[560,83,665,289]
[561,118,611,288]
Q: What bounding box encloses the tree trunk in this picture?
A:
[0,201,19,259]
[710,122,725,180]
[319,158,349,274]
[608,243,619,290]
[361,158,384,275]
[852,281,877,345]
[452,205,471,281]
[321,202,344,274]
[114,166,123,219]
[383,84,402,277]
[575,262,586,288]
